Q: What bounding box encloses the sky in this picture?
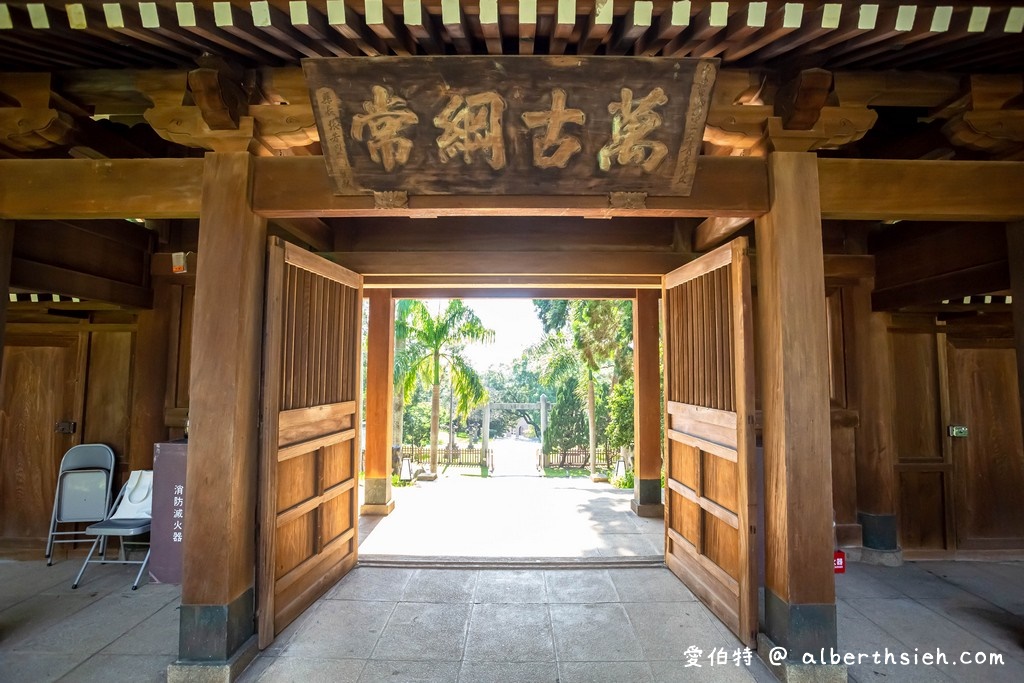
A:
[460,299,545,372]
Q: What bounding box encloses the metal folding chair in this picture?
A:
[72,470,153,591]
[45,444,116,565]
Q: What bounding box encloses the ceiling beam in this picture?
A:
[693,216,752,252]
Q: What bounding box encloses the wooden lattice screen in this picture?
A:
[257,237,362,648]
[663,237,758,647]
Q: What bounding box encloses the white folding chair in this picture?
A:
[45,444,115,565]
[72,470,153,591]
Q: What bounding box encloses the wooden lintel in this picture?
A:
[693,216,753,252]
[10,257,152,309]
[364,274,662,289]
[388,288,640,299]
[325,250,692,276]
[251,156,770,218]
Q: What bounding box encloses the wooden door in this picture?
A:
[258,238,363,647]
[0,335,85,543]
[947,340,1024,550]
[662,238,758,647]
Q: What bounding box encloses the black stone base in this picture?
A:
[858,512,899,551]
[178,587,254,663]
[764,589,837,661]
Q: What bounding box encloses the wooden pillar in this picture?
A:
[754,153,837,661]
[846,284,899,552]
[361,288,395,515]
[631,289,664,517]
[0,221,12,352]
[1008,223,1024,448]
[176,153,267,671]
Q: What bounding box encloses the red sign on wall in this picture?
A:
[834,550,846,574]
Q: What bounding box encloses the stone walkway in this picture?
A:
[239,565,776,683]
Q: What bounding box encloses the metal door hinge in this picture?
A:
[948,425,968,438]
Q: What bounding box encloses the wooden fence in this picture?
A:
[544,447,618,470]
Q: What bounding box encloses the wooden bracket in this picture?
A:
[609,192,647,210]
[940,76,1024,156]
[374,191,409,210]
[774,69,835,131]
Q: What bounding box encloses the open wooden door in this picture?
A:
[662,237,758,647]
[258,237,363,648]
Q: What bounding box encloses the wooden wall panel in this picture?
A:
[702,454,738,513]
[898,471,948,550]
[703,514,740,581]
[890,332,942,461]
[83,331,132,476]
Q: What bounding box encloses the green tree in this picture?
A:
[605,376,634,449]
[534,300,629,477]
[483,352,543,437]
[542,373,588,456]
[397,300,494,475]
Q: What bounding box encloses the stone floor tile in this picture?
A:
[371,602,471,661]
[557,660,655,683]
[359,660,461,683]
[649,659,762,682]
[0,652,81,683]
[101,600,180,655]
[608,568,696,603]
[473,569,547,603]
[282,600,396,659]
[549,603,643,661]
[464,603,554,662]
[57,654,176,683]
[248,656,364,683]
[626,601,735,659]
[543,569,619,603]
[457,660,559,682]
[594,534,662,557]
[402,569,477,603]
[326,566,415,602]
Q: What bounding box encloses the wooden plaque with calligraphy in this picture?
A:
[302,56,718,197]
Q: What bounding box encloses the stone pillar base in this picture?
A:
[590,473,609,483]
[844,546,903,567]
[168,636,258,683]
[630,500,665,518]
[360,500,395,516]
[757,633,848,683]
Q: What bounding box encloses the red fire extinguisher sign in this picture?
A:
[834,550,846,574]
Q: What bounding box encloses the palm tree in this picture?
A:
[397,300,494,475]
[534,300,628,478]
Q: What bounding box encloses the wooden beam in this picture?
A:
[818,159,1024,221]
[517,0,537,54]
[693,216,752,252]
[365,0,414,55]
[441,0,472,53]
[636,0,689,56]
[579,0,613,54]
[871,222,1010,310]
[326,0,386,56]
[754,152,836,658]
[775,69,834,131]
[404,0,443,54]
[362,288,394,515]
[479,0,503,54]
[270,217,332,252]
[1008,222,1024,453]
[0,158,204,219]
[549,0,577,55]
[389,287,638,299]
[325,250,691,276]
[632,288,662,516]
[251,156,770,218]
[181,152,266,661]
[367,275,662,289]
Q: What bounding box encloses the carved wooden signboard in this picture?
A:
[303,57,718,197]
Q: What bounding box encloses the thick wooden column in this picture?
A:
[754,153,837,661]
[846,284,899,553]
[631,289,664,517]
[361,288,395,515]
[176,153,267,672]
[1009,223,1024,447]
[0,221,12,351]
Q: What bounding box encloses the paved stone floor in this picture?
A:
[2,449,1024,683]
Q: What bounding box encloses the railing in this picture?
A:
[544,447,617,470]
[397,445,489,468]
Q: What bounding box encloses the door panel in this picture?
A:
[258,238,363,648]
[663,238,758,647]
[948,341,1024,550]
[0,335,84,542]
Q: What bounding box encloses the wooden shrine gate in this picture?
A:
[257,237,363,647]
[662,238,758,647]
